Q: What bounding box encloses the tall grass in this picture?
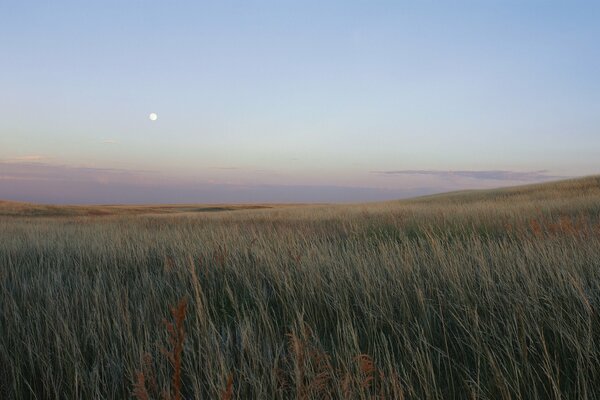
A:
[1,177,600,399]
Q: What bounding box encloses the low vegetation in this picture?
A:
[1,176,600,399]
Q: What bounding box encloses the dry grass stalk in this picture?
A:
[132,371,150,400]
[287,332,307,399]
[133,298,188,400]
[221,373,234,400]
[162,298,188,400]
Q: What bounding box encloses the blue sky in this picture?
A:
[1,1,599,203]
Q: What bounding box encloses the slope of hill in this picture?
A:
[406,175,600,205]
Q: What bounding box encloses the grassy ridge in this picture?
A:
[1,176,600,399]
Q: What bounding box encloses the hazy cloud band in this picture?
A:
[370,170,564,182]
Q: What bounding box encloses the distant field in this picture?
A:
[0,200,291,217]
[1,176,600,399]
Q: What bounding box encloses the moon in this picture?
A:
[149,112,158,121]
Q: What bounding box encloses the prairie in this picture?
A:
[1,176,600,399]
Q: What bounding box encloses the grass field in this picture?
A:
[1,176,600,399]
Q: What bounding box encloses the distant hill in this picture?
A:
[403,175,600,205]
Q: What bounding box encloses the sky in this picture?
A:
[1,1,599,204]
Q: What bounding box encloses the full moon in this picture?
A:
[149,112,158,121]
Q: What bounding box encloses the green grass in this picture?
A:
[1,176,600,399]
